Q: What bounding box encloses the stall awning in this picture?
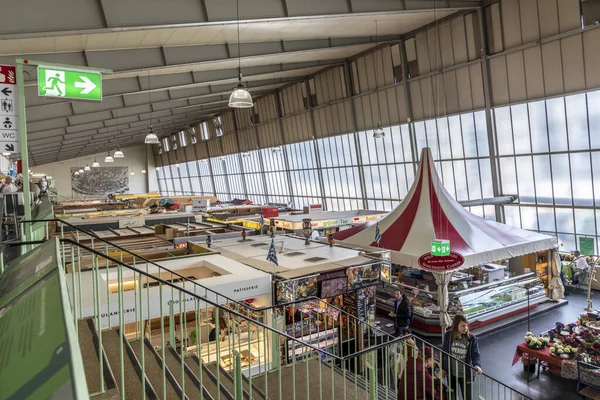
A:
[334,148,557,269]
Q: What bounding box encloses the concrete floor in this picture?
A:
[477,290,594,400]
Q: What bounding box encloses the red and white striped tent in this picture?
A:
[334,147,557,270]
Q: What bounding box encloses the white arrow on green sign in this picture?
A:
[37,66,102,101]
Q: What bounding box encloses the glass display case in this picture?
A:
[376,272,548,332]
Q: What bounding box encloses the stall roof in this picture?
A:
[208,235,373,279]
[334,148,557,269]
[266,209,386,230]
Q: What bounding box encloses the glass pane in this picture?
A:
[425,120,440,159]
[479,159,494,198]
[547,97,568,152]
[461,113,478,158]
[574,208,596,235]
[570,153,593,206]
[520,206,538,231]
[551,154,572,205]
[558,233,576,252]
[528,100,549,153]
[441,161,456,199]
[391,126,405,163]
[387,165,399,199]
[448,115,465,159]
[401,125,413,162]
[537,207,556,232]
[494,107,514,155]
[414,122,428,156]
[589,91,600,150]
[511,104,531,154]
[593,152,600,207]
[515,156,535,204]
[565,93,589,151]
[453,161,468,201]
[437,118,452,160]
[474,111,489,157]
[533,155,553,205]
[555,208,575,233]
[465,159,482,200]
[499,157,517,194]
[504,206,521,228]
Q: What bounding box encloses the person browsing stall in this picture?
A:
[390,291,412,336]
[570,251,590,285]
[442,314,483,400]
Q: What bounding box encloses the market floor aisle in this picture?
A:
[477,291,594,400]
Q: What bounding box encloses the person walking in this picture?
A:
[442,315,483,400]
[390,291,412,336]
[398,346,445,400]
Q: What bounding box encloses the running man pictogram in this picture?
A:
[42,72,65,96]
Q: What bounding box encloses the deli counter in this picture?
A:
[377,272,548,333]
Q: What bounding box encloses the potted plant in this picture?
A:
[521,352,537,373]
[524,332,547,350]
[548,328,558,342]
[556,322,570,336]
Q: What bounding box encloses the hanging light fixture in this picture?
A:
[272,146,282,153]
[92,156,100,168]
[78,168,84,174]
[229,0,253,108]
[141,169,147,174]
[373,21,385,139]
[130,171,135,175]
[84,165,90,171]
[114,148,124,158]
[220,156,226,161]
[74,171,80,176]
[144,71,160,144]
[156,167,160,171]
[242,152,249,157]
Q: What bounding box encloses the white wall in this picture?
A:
[31,144,149,199]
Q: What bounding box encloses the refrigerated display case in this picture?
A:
[376,273,548,333]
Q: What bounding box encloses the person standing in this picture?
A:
[398,346,445,400]
[1,176,17,194]
[443,315,483,400]
[390,291,412,336]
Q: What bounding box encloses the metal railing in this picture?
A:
[11,221,532,400]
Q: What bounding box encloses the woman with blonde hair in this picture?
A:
[442,315,482,399]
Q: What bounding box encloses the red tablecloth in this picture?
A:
[512,342,564,368]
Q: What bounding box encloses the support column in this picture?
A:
[476,8,504,223]
[16,60,31,247]
[399,41,419,173]
[305,80,328,209]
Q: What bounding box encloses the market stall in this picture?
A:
[333,147,561,335]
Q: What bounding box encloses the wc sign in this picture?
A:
[0,64,20,154]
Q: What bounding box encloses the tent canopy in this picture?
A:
[334,148,557,269]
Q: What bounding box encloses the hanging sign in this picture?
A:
[37,66,102,101]
[0,64,20,154]
[431,239,450,256]
[418,252,464,271]
[579,237,595,256]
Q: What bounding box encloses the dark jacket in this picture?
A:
[394,298,413,327]
[442,331,482,376]
[398,357,445,400]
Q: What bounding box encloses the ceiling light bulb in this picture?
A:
[105,155,114,163]
[114,149,124,158]
[92,161,100,168]
[84,165,90,171]
[228,84,254,108]
[144,133,160,144]
[141,169,146,174]
[373,123,385,139]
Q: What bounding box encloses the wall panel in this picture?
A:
[235,108,254,129]
[238,127,258,151]
[501,0,522,49]
[584,28,600,89]
[221,111,235,134]
[444,70,460,115]
[490,56,510,105]
[561,35,586,93]
[469,63,485,110]
[221,133,238,155]
[506,52,527,103]
[557,0,582,33]
[257,121,282,148]
[194,141,209,160]
[451,17,468,64]
[280,83,306,115]
[282,113,313,143]
[207,138,222,157]
[538,0,560,39]
[519,0,540,43]
[541,41,565,96]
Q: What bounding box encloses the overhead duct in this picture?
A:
[458,195,518,208]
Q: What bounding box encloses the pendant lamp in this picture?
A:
[242,152,249,157]
[105,151,114,163]
[92,158,100,168]
[78,168,84,174]
[272,146,282,153]
[130,171,135,175]
[141,169,147,174]
[373,123,385,139]
[114,148,124,158]
[84,165,90,171]
[229,0,253,109]
[74,171,80,176]
[155,167,160,171]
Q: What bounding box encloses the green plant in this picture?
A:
[189,329,197,343]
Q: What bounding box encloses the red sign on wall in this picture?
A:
[0,65,16,85]
[261,207,279,218]
[418,252,465,271]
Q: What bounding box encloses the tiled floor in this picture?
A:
[477,290,595,400]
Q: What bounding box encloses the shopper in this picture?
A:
[570,251,590,285]
[1,176,17,194]
[390,291,412,336]
[442,314,483,400]
[398,346,445,400]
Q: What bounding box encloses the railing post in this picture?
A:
[233,350,243,400]
[366,360,376,400]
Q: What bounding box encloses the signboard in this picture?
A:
[276,275,318,305]
[346,264,381,291]
[418,252,465,271]
[38,66,102,101]
[118,217,145,228]
[580,237,595,256]
[192,199,210,212]
[431,239,450,256]
[262,207,279,218]
[355,286,376,323]
[0,64,20,154]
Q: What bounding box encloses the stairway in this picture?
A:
[251,359,371,400]
[130,338,181,399]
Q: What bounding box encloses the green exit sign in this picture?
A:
[431,239,450,256]
[38,66,102,101]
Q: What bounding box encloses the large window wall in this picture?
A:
[156,89,600,254]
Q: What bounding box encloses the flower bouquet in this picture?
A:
[576,342,600,366]
[524,332,548,350]
[549,342,577,359]
[562,336,581,348]
[556,322,571,336]
[577,328,598,348]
